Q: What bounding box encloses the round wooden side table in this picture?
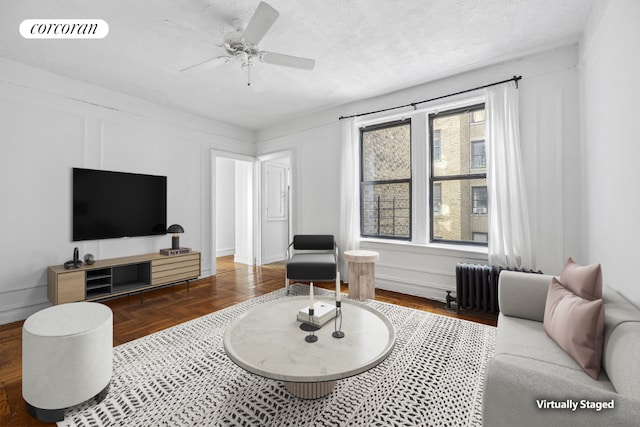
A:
[344,250,380,301]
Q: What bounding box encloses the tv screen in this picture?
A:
[73,168,167,241]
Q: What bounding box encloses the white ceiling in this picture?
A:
[0,0,594,131]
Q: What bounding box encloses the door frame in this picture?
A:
[210,150,258,275]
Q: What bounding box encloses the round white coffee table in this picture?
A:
[223,296,395,399]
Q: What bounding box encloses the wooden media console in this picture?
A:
[47,251,201,304]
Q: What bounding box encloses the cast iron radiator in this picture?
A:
[451,263,542,314]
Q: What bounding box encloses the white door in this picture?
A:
[261,158,290,264]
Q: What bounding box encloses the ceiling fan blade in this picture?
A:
[260,52,315,70]
[180,56,230,72]
[242,2,279,45]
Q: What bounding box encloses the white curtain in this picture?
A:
[338,118,360,280]
[485,82,535,270]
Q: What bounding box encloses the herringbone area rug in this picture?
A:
[60,285,495,426]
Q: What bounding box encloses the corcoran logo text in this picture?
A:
[20,19,109,39]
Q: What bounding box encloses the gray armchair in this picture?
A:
[285,235,338,294]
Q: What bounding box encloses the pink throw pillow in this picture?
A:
[543,277,604,379]
[559,257,602,300]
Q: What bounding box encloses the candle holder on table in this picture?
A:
[332,301,345,339]
[304,308,318,343]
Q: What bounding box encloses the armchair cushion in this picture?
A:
[286,253,336,282]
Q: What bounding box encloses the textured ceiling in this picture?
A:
[0,0,594,131]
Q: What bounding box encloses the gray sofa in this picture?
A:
[483,271,640,426]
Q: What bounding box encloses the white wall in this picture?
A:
[0,59,256,324]
[233,161,253,265]
[258,46,583,302]
[258,124,341,240]
[581,0,640,307]
[215,157,236,257]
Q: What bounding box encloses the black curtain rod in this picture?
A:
[338,75,522,120]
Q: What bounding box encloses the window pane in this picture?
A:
[433,129,441,162]
[432,183,442,216]
[472,232,488,242]
[470,110,485,123]
[471,140,486,169]
[362,123,411,181]
[432,178,488,242]
[472,186,488,214]
[361,182,410,238]
[432,108,486,177]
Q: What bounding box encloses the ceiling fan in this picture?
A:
[180,2,315,86]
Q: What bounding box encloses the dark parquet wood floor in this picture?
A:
[0,256,496,426]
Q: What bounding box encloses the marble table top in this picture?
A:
[223,296,396,383]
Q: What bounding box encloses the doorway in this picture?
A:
[212,152,255,273]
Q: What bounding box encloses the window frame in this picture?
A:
[428,103,487,246]
[359,119,412,240]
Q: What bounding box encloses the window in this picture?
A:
[472,186,488,214]
[433,129,441,162]
[470,140,486,169]
[360,120,411,239]
[430,104,488,244]
[472,232,488,242]
[433,183,442,216]
[470,109,485,123]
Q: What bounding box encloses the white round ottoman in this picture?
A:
[22,302,113,422]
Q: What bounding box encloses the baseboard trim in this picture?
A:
[374,275,453,303]
[262,255,285,265]
[233,255,252,265]
[0,300,51,325]
[216,249,235,257]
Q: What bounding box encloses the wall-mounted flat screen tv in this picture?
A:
[73,168,167,241]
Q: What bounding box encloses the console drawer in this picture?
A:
[151,253,200,286]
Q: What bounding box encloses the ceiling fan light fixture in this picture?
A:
[243,58,255,87]
[176,2,315,82]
